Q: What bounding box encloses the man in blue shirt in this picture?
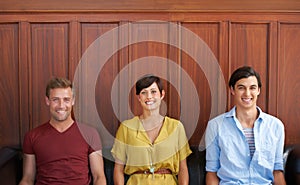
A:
[205,66,286,185]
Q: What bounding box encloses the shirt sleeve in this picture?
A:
[177,122,192,161]
[23,131,34,154]
[77,123,102,153]
[205,119,221,172]
[111,123,127,163]
[274,120,285,171]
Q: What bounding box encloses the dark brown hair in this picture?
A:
[229,66,262,89]
[135,74,163,95]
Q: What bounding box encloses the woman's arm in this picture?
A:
[178,158,189,185]
[113,159,125,185]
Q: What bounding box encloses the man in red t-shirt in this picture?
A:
[19,77,107,185]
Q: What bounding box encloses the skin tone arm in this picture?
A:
[178,158,189,185]
[273,170,286,185]
[206,172,219,185]
[113,159,125,185]
[19,154,36,185]
[89,150,107,185]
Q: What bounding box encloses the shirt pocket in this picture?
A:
[258,137,278,169]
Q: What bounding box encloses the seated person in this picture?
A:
[111,74,192,185]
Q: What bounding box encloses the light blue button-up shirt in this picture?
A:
[205,106,285,185]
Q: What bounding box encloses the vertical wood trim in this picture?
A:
[69,21,80,80]
[227,21,233,110]
[19,21,32,144]
[219,21,229,112]
[268,21,278,116]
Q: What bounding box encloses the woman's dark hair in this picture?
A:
[135,74,163,95]
[229,66,262,89]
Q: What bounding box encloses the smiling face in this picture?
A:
[138,82,165,112]
[45,87,74,124]
[230,76,260,110]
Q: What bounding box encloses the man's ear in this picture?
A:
[161,90,165,99]
[45,96,50,106]
[230,86,235,95]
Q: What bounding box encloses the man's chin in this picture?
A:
[53,115,69,122]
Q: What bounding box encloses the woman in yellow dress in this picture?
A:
[111,74,192,185]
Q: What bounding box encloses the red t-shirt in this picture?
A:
[23,121,102,185]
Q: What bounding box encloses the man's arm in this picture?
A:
[273,170,286,185]
[113,159,125,185]
[178,158,189,185]
[89,150,107,185]
[206,171,219,185]
[19,154,36,185]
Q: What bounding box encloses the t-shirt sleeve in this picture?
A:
[23,131,34,154]
[88,127,102,153]
[77,123,102,153]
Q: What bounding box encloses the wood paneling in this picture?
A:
[0,11,300,148]
[77,23,120,146]
[0,23,19,148]
[278,23,300,144]
[181,22,223,144]
[229,22,269,111]
[30,23,69,128]
[0,0,299,12]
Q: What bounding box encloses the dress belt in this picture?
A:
[133,168,172,175]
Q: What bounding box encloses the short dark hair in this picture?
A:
[135,74,163,95]
[229,66,262,89]
[46,77,73,98]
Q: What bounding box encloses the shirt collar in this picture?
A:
[225,106,264,122]
[136,116,169,144]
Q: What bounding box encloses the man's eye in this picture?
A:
[64,99,71,103]
[51,98,59,102]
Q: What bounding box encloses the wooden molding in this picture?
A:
[0,0,300,13]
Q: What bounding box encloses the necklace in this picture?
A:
[148,148,155,179]
[140,116,164,145]
[139,116,164,131]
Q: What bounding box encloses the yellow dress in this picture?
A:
[111,116,192,185]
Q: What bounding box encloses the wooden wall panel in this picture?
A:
[229,22,269,111]
[0,23,19,148]
[278,23,300,145]
[128,22,170,116]
[181,22,223,144]
[30,23,69,128]
[0,12,299,149]
[74,23,120,146]
[1,0,300,12]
